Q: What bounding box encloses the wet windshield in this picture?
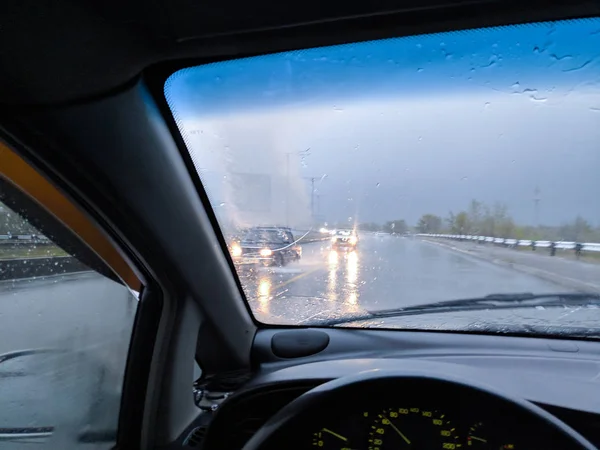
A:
[244,229,284,243]
[165,18,600,335]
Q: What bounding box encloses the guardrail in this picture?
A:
[418,233,598,257]
[0,234,52,244]
[0,256,89,280]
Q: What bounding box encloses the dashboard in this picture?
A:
[196,328,600,450]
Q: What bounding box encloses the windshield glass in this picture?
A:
[244,229,284,242]
[165,18,600,336]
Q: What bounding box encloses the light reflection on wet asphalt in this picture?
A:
[239,234,573,324]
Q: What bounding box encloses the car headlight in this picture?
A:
[231,244,242,257]
[349,236,357,244]
[260,248,273,257]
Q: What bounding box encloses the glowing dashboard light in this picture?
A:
[231,244,242,257]
[259,248,273,257]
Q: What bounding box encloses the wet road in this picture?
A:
[0,273,137,448]
[241,234,572,324]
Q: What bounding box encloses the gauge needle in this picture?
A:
[385,418,411,445]
[322,428,348,442]
[470,436,487,443]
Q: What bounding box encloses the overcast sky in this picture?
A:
[166,18,600,227]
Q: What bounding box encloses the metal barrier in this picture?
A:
[418,233,597,257]
[0,256,89,280]
[0,234,52,244]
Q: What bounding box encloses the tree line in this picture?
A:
[358,199,600,242]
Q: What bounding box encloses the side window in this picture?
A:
[0,190,138,448]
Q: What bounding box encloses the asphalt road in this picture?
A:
[241,234,578,324]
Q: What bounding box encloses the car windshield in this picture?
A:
[244,229,283,243]
[165,18,600,336]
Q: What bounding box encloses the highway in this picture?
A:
[242,234,584,324]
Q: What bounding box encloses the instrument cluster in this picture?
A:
[310,405,518,449]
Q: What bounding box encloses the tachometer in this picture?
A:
[368,407,461,449]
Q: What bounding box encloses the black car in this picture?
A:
[230,227,302,267]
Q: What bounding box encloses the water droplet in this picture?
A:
[461,176,468,181]
[590,107,600,112]
[417,68,424,73]
[418,136,423,142]
[511,81,521,90]
[550,53,572,61]
[511,160,516,164]
[333,106,343,112]
[530,95,548,103]
[376,183,381,188]
[484,102,491,109]
[219,202,226,207]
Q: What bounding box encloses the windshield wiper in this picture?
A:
[313,292,600,326]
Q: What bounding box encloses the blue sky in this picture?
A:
[165,18,600,228]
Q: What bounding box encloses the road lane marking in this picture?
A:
[275,266,322,290]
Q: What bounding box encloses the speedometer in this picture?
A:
[368,407,461,449]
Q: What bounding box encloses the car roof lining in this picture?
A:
[1,0,599,106]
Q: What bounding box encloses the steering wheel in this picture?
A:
[241,369,597,450]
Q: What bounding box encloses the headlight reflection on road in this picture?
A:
[345,250,359,309]
[327,250,338,301]
[347,251,358,284]
[328,249,339,266]
[256,276,272,314]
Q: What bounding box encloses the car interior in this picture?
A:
[1,0,600,449]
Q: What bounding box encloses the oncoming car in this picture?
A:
[331,229,359,251]
[229,227,302,267]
